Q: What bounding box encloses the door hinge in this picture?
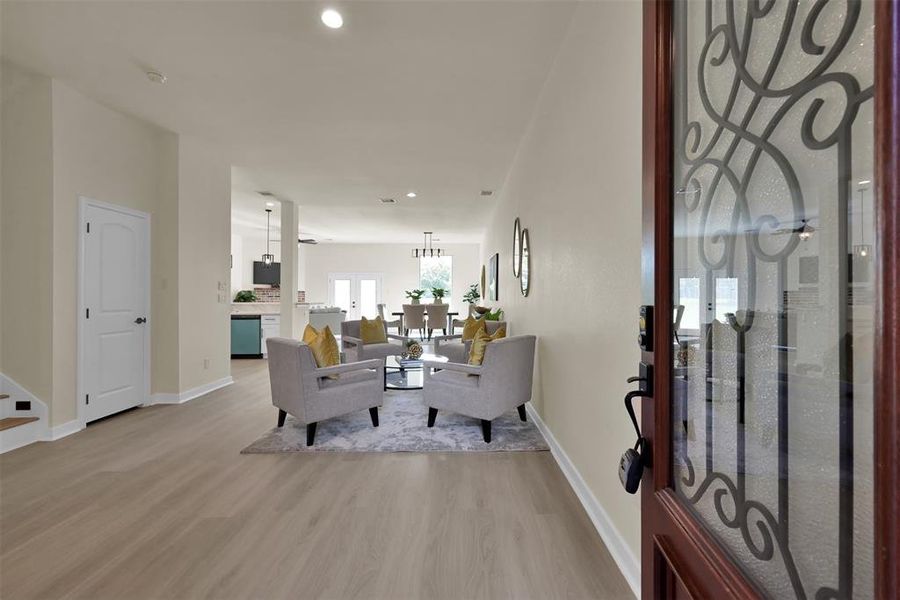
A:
[85,394,90,405]
[86,308,90,319]
[86,222,91,233]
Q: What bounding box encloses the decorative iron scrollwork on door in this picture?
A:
[671,1,874,598]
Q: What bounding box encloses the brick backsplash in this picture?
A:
[252,287,306,303]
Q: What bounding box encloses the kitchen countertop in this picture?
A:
[231,302,316,316]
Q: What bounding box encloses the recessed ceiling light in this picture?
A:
[265,201,275,207]
[321,9,343,29]
[406,191,417,198]
[146,70,167,84]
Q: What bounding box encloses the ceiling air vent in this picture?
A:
[257,191,276,197]
[380,198,396,204]
[480,190,493,197]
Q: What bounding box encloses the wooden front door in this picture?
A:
[640,1,899,598]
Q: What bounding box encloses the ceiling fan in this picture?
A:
[772,218,816,240]
[744,218,817,240]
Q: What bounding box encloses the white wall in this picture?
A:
[303,243,480,313]
[51,79,181,424]
[480,1,643,588]
[1,62,232,426]
[177,135,231,391]
[0,61,54,404]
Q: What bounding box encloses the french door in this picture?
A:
[640,1,899,598]
[327,273,382,320]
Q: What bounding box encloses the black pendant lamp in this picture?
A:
[262,209,275,265]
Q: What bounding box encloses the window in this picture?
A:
[419,256,452,298]
[678,277,701,331]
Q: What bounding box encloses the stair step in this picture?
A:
[0,417,39,432]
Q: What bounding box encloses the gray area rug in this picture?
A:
[241,390,549,453]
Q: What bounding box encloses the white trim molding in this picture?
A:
[1,372,50,452]
[526,404,641,598]
[150,376,233,405]
[47,420,84,441]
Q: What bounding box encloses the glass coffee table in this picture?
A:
[384,353,449,390]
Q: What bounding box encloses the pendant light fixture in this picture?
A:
[411,231,444,259]
[262,208,275,265]
[853,182,872,258]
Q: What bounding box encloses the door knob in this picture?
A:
[134,317,147,324]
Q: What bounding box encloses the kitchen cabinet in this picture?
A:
[261,315,280,357]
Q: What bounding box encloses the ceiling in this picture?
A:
[1,1,576,243]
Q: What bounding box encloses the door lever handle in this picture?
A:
[626,376,644,384]
[134,317,147,324]
[624,390,649,441]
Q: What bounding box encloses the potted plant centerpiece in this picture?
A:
[234,290,258,303]
[462,283,480,310]
[405,289,425,305]
[462,283,489,316]
[431,287,447,304]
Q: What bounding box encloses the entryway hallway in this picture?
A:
[0,359,632,599]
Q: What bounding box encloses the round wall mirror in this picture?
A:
[520,228,530,297]
[512,218,522,278]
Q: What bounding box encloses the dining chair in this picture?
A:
[377,303,402,334]
[402,304,427,339]
[425,303,449,340]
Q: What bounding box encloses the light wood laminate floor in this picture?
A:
[0,359,632,600]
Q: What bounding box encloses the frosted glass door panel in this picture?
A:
[359,279,378,320]
[670,1,875,598]
[331,279,351,316]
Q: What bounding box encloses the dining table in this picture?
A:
[391,309,459,338]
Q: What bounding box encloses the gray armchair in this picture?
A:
[266,337,384,446]
[423,334,535,443]
[433,320,508,363]
[340,319,410,363]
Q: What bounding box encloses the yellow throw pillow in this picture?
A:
[461,316,487,341]
[467,327,506,366]
[302,323,319,345]
[308,325,340,370]
[360,316,388,344]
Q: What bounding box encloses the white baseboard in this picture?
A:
[526,404,641,598]
[46,420,84,441]
[150,376,233,405]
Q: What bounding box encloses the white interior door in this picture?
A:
[81,200,150,423]
[328,273,382,320]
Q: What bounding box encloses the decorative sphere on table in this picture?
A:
[406,341,423,359]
